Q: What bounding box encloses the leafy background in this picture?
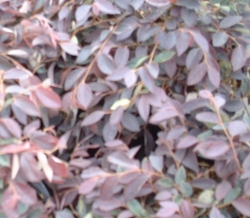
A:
[0,0,250,217]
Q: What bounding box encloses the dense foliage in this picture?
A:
[0,0,250,217]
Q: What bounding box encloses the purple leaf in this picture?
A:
[190,28,209,53]
[97,54,116,75]
[77,83,93,109]
[212,32,229,47]
[103,122,118,142]
[176,135,198,149]
[207,64,220,88]
[95,0,120,15]
[157,201,179,217]
[180,200,194,218]
[186,48,203,70]
[138,67,156,93]
[81,166,107,179]
[195,140,229,159]
[219,16,242,29]
[187,62,207,86]
[215,181,232,201]
[176,31,191,56]
[115,47,130,68]
[149,109,178,124]
[209,207,226,218]
[100,177,118,200]
[146,63,159,79]
[14,96,40,117]
[78,178,98,195]
[196,112,219,124]
[81,110,105,126]
[149,155,163,172]
[232,197,250,216]
[136,95,150,122]
[124,70,137,88]
[146,0,172,7]
[75,5,91,27]
[60,42,80,56]
[121,112,140,132]
[107,151,137,169]
[110,106,124,125]
[231,46,247,72]
[107,67,132,81]
[228,120,247,137]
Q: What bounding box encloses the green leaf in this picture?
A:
[77,197,88,217]
[153,51,175,63]
[27,209,42,218]
[0,138,19,146]
[0,155,10,167]
[198,190,214,204]
[173,194,183,205]
[18,202,29,215]
[127,199,148,217]
[180,181,193,197]
[127,56,149,69]
[223,187,241,204]
[175,166,186,186]
[157,177,174,188]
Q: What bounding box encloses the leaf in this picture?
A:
[115,47,130,68]
[191,28,209,53]
[207,64,220,88]
[187,62,207,86]
[180,200,194,218]
[180,181,193,197]
[124,70,137,88]
[176,31,191,56]
[228,120,247,137]
[110,98,130,110]
[81,111,105,126]
[149,109,178,124]
[107,151,137,169]
[102,122,118,142]
[121,112,140,132]
[37,152,53,182]
[196,112,219,124]
[127,199,148,217]
[223,187,241,204]
[198,190,214,204]
[153,50,175,63]
[78,178,98,195]
[186,48,203,70]
[110,106,124,125]
[81,166,107,179]
[232,197,250,216]
[7,49,30,59]
[77,83,93,109]
[215,180,232,201]
[124,174,149,201]
[127,56,149,69]
[138,67,156,93]
[75,5,91,26]
[146,63,159,79]
[176,135,198,149]
[219,16,242,29]
[34,87,62,109]
[100,176,118,200]
[14,96,40,117]
[107,67,131,81]
[97,54,115,75]
[1,118,21,138]
[157,177,174,188]
[3,68,31,80]
[60,42,79,56]
[231,46,247,72]
[195,140,229,159]
[175,166,186,186]
[149,155,163,172]
[157,201,179,217]
[209,207,226,218]
[212,32,229,47]
[95,0,120,15]
[146,0,171,7]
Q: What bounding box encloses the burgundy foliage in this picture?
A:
[0,0,250,217]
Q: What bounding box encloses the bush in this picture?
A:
[0,0,250,217]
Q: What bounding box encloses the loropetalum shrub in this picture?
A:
[1,0,250,217]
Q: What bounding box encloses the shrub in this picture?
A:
[0,0,250,217]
